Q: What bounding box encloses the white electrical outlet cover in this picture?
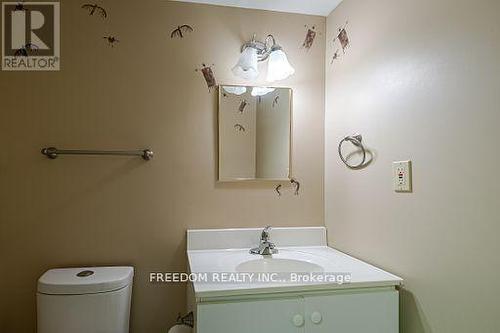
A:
[393,160,412,192]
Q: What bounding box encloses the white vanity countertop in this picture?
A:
[187,227,403,299]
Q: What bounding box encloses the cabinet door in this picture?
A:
[305,290,398,333]
[197,297,305,333]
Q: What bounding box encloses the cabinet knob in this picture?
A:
[311,311,322,324]
[292,314,304,327]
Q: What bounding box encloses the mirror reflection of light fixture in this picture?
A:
[222,86,247,95]
[232,34,295,82]
[251,87,276,97]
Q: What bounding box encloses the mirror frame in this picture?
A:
[217,84,293,182]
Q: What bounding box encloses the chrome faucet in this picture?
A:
[250,226,278,256]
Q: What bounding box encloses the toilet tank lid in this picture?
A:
[37,266,134,295]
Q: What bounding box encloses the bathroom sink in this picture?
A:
[186,227,403,298]
[236,258,324,273]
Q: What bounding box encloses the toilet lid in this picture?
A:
[38,266,134,295]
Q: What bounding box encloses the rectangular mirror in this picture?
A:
[218,85,292,182]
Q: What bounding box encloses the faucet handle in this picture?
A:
[261,226,272,241]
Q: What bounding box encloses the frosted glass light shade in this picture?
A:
[232,47,259,80]
[266,49,295,82]
[251,87,276,97]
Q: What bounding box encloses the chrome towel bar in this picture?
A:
[41,147,154,161]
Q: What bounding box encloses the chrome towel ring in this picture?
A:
[338,134,366,168]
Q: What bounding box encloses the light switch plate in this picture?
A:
[393,160,412,192]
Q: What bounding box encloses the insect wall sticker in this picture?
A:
[275,184,282,197]
[234,124,246,132]
[330,21,351,65]
[81,3,107,18]
[171,25,194,39]
[14,43,38,57]
[103,36,119,47]
[290,178,301,196]
[333,21,350,54]
[302,25,318,50]
[238,100,248,113]
[272,95,280,108]
[195,64,217,92]
[14,1,26,11]
[14,48,28,57]
[331,49,340,64]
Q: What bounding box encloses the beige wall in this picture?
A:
[326,0,500,332]
[0,1,325,332]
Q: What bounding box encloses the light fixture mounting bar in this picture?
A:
[240,34,280,62]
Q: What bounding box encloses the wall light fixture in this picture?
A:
[232,34,295,82]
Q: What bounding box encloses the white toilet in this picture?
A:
[37,266,134,333]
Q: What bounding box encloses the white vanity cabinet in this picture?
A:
[195,287,398,333]
[303,288,398,333]
[197,297,304,333]
[187,228,403,333]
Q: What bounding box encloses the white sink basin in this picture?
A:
[236,258,324,273]
[186,227,403,298]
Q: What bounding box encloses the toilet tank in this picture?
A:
[37,266,134,333]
